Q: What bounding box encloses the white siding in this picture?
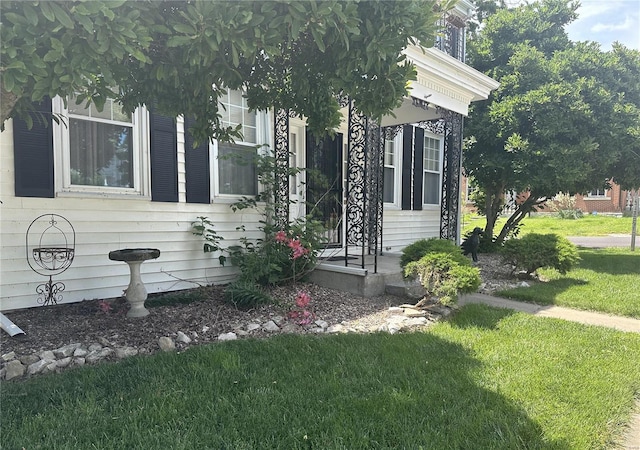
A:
[1,121,262,310]
[382,208,441,253]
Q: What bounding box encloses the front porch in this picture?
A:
[309,253,423,298]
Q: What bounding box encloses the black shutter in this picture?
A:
[184,119,210,204]
[401,125,413,210]
[13,99,54,198]
[149,111,178,202]
[413,127,424,211]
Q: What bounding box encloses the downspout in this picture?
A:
[0,312,25,337]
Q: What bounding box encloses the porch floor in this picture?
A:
[309,253,420,298]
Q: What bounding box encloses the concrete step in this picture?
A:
[385,279,425,299]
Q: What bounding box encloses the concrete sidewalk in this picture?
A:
[459,293,640,333]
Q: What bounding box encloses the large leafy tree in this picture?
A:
[1,0,448,142]
[464,0,640,244]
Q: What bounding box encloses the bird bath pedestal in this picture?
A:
[108,248,160,318]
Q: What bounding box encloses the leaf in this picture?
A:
[310,28,325,53]
[50,2,75,29]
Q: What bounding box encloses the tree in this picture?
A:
[1,0,449,143]
[464,0,640,244]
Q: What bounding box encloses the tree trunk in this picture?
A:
[0,86,19,129]
[495,193,547,245]
[483,185,504,240]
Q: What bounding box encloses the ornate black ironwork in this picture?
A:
[415,118,446,135]
[383,125,403,140]
[366,122,384,262]
[36,277,66,306]
[438,108,464,242]
[345,101,368,268]
[26,214,75,306]
[273,108,290,229]
[435,15,466,62]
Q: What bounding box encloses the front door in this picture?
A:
[305,132,343,247]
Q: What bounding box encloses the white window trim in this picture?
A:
[383,133,402,209]
[212,107,270,201]
[52,96,150,198]
[422,132,443,209]
[586,189,609,200]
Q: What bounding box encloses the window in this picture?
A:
[215,89,263,196]
[423,136,441,205]
[54,96,148,196]
[383,138,397,203]
[588,188,608,198]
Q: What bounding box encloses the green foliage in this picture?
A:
[400,238,466,269]
[191,216,227,266]
[1,0,448,141]
[231,221,325,287]
[548,192,584,219]
[223,279,272,309]
[464,0,640,242]
[404,252,480,305]
[501,233,580,275]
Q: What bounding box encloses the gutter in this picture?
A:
[0,312,25,337]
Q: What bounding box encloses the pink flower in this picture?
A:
[295,291,311,308]
[288,239,309,259]
[275,230,288,243]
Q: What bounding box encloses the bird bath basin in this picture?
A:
[108,248,160,318]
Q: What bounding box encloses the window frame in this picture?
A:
[586,188,609,199]
[383,135,401,207]
[52,96,150,198]
[212,89,269,200]
[422,133,443,208]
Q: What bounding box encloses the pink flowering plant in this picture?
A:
[288,290,315,325]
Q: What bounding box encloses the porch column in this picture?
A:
[273,108,290,229]
[439,109,464,242]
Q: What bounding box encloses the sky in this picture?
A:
[564,0,640,50]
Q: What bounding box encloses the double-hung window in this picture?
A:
[383,138,397,204]
[588,188,608,198]
[215,89,264,196]
[54,95,148,195]
[423,136,441,205]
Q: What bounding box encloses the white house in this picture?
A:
[0,1,498,310]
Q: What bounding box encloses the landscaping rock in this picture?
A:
[4,360,25,380]
[262,320,280,332]
[218,332,237,341]
[246,323,261,332]
[57,357,72,368]
[176,331,192,344]
[158,337,176,352]
[28,359,50,376]
[115,347,138,359]
[39,350,56,362]
[88,343,102,352]
[73,347,88,357]
[2,351,16,362]
[20,354,40,366]
[54,343,82,358]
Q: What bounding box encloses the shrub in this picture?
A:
[400,238,466,269]
[548,193,583,220]
[404,252,481,305]
[223,280,272,309]
[501,233,580,276]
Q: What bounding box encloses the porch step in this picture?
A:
[385,279,426,300]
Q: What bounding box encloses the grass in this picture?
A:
[496,248,640,318]
[462,214,635,238]
[2,305,639,449]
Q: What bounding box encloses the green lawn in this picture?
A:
[462,214,635,237]
[2,305,639,449]
[496,248,640,318]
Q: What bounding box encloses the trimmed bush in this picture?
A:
[400,238,466,269]
[501,233,580,276]
[404,252,481,305]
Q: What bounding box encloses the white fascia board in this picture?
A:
[402,45,500,116]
